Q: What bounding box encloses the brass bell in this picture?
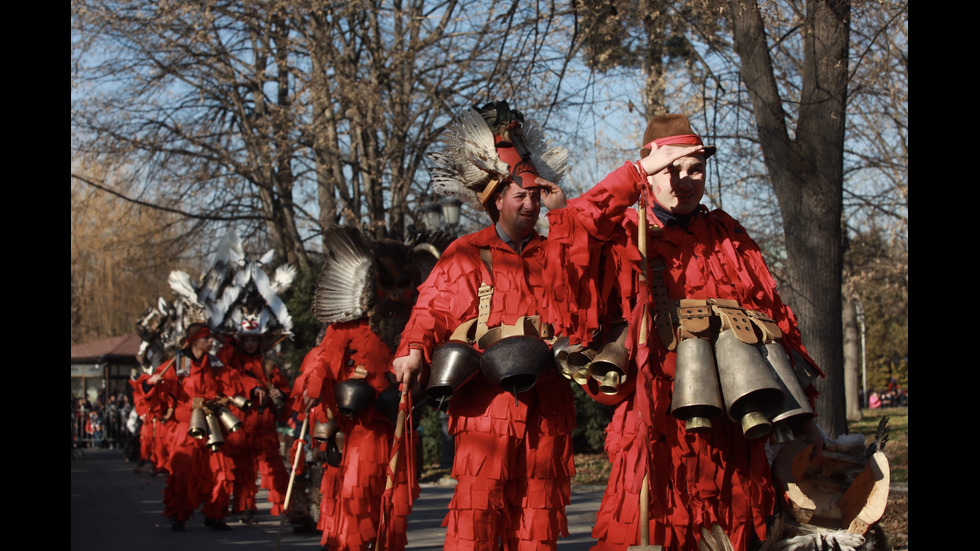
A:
[205,413,225,450]
[588,322,629,395]
[714,329,785,439]
[313,417,338,443]
[565,348,596,385]
[551,337,579,380]
[670,337,724,433]
[769,420,796,444]
[188,407,207,439]
[217,407,242,433]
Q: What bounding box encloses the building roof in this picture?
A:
[71,334,142,364]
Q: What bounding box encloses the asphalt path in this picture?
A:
[71,448,605,550]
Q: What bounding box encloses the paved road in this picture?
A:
[71,448,604,550]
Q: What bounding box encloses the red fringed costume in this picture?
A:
[130,372,169,471]
[298,320,416,551]
[219,345,291,516]
[543,164,821,551]
[144,352,245,523]
[396,225,576,551]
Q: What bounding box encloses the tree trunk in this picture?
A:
[728,0,850,436]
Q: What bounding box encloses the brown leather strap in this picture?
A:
[476,248,494,343]
[677,299,712,339]
[746,309,783,341]
[649,257,679,350]
[711,299,759,344]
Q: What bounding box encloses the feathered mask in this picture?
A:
[312,227,446,350]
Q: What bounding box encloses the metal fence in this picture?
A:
[71,408,134,449]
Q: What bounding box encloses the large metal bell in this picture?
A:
[714,329,785,439]
[188,407,207,439]
[760,342,815,442]
[551,337,579,381]
[564,348,596,385]
[427,340,481,400]
[480,335,551,395]
[228,394,252,412]
[217,407,242,433]
[670,337,724,433]
[205,413,225,450]
[334,378,376,419]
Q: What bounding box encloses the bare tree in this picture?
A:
[73,1,312,270]
[72,0,575,259]
[71,158,187,344]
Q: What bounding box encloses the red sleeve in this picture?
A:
[395,238,483,361]
[543,163,645,346]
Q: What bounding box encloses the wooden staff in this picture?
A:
[628,188,662,551]
[275,414,309,551]
[153,356,178,378]
[375,385,409,549]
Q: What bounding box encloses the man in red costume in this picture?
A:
[219,318,291,523]
[144,322,246,532]
[295,228,432,550]
[129,369,169,473]
[543,114,823,550]
[299,320,416,550]
[393,101,576,550]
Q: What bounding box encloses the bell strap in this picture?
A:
[476,248,495,344]
[649,257,680,350]
[711,298,759,344]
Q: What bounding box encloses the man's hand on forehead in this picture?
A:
[535,177,567,210]
[639,143,705,177]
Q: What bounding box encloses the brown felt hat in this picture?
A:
[639,114,716,159]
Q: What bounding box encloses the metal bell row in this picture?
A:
[187,405,242,451]
[553,322,631,395]
[671,329,814,440]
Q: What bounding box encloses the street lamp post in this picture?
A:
[854,298,868,409]
[421,197,462,234]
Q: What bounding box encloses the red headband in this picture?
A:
[187,325,212,343]
[643,134,704,151]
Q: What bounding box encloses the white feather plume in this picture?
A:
[313,228,374,323]
[523,119,568,185]
[258,249,275,266]
[271,264,298,294]
[215,230,245,267]
[430,108,511,207]
[208,267,249,330]
[252,263,293,332]
[169,270,201,306]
